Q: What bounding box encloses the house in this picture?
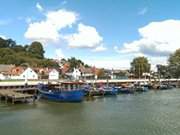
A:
[72,68,81,80]
[111,69,129,79]
[79,66,95,79]
[11,67,38,80]
[0,64,15,73]
[20,67,38,80]
[49,69,59,80]
[10,66,25,76]
[0,73,6,80]
[34,67,49,79]
[61,62,70,74]
[142,72,151,79]
[0,64,15,79]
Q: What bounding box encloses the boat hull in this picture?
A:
[103,87,118,96]
[39,90,84,102]
[117,88,134,94]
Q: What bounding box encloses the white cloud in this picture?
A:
[55,48,65,59]
[25,9,77,44]
[25,21,60,43]
[65,23,103,48]
[117,20,180,56]
[36,2,44,12]
[115,19,180,69]
[92,44,107,52]
[24,9,104,51]
[46,9,77,29]
[149,57,168,71]
[138,7,148,15]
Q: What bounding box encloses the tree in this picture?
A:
[6,39,16,48]
[130,56,151,78]
[0,38,7,48]
[0,36,61,68]
[12,45,26,52]
[67,57,85,71]
[168,49,180,78]
[156,64,171,78]
[28,41,45,59]
[0,37,16,48]
[39,59,59,68]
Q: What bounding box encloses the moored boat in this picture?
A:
[134,85,149,92]
[117,84,135,94]
[86,86,118,97]
[158,84,175,90]
[102,86,118,95]
[37,82,85,102]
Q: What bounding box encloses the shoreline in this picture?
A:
[0,78,179,86]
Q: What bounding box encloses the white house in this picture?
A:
[80,67,94,79]
[72,68,81,80]
[19,67,38,80]
[0,73,6,80]
[49,69,59,80]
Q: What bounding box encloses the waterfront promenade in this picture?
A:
[0,78,179,86]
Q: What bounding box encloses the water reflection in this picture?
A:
[0,89,180,135]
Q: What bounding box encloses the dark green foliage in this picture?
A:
[59,57,90,72]
[130,56,151,78]
[168,49,180,78]
[67,57,84,70]
[66,57,88,71]
[27,41,45,59]
[0,37,58,68]
[0,38,16,48]
[156,64,171,78]
[38,59,59,68]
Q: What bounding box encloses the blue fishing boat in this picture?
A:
[37,82,85,102]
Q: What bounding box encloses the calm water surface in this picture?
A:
[1,89,180,135]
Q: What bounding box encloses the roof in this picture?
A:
[49,68,59,73]
[61,63,70,74]
[0,64,15,73]
[33,67,49,75]
[79,65,95,74]
[10,66,25,76]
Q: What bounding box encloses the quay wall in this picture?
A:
[0,79,179,87]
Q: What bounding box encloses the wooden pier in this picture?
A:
[0,90,35,104]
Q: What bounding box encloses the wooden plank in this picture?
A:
[0,89,34,104]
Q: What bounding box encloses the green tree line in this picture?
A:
[130,48,180,79]
[0,37,59,68]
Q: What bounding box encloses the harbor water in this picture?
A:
[1,89,180,135]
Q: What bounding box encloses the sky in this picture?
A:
[0,0,180,70]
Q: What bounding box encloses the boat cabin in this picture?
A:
[41,82,85,92]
